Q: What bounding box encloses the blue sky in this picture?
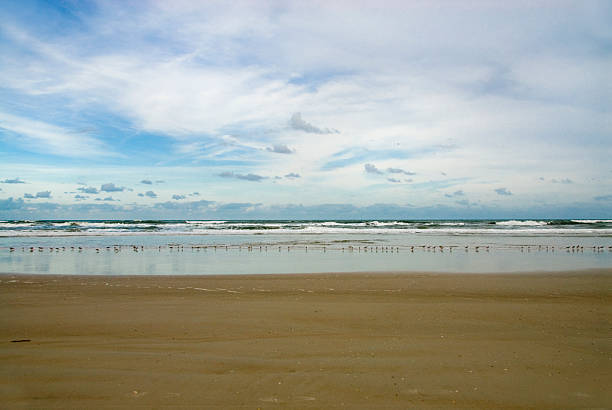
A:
[1,0,611,219]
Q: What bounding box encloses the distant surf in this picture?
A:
[1,219,611,237]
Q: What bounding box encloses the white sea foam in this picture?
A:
[572,220,612,223]
[496,220,547,226]
[2,226,612,237]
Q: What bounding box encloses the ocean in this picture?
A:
[1,219,611,275]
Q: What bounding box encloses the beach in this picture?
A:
[1,270,611,408]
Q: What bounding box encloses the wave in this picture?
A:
[185,220,227,224]
[2,227,612,237]
[571,220,612,224]
[1,219,611,238]
[495,220,547,226]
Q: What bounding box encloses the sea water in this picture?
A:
[0,219,611,275]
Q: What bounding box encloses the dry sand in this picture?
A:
[1,270,611,408]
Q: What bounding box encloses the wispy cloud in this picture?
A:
[0,113,114,158]
[172,194,186,200]
[284,172,301,179]
[141,180,153,184]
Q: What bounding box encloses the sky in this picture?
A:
[0,0,611,219]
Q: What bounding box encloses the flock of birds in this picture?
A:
[5,244,612,254]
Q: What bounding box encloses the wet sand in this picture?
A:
[1,270,611,408]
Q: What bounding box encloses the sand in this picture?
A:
[1,270,611,408]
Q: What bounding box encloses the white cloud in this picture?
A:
[0,112,115,158]
[101,183,125,192]
[1,177,25,184]
[494,187,512,196]
[0,1,610,209]
[290,113,339,134]
[266,144,294,154]
[364,163,383,175]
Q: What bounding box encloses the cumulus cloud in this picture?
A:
[95,196,118,201]
[364,163,384,175]
[77,186,99,194]
[172,194,186,200]
[387,168,415,176]
[290,113,338,134]
[494,187,512,196]
[266,144,294,154]
[24,191,51,199]
[140,179,153,184]
[1,178,25,184]
[0,197,25,210]
[284,172,301,179]
[101,183,125,192]
[74,194,88,200]
[387,178,401,183]
[137,193,144,197]
[144,191,157,198]
[218,171,267,182]
[189,192,200,196]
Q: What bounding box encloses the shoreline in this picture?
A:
[2,269,611,408]
[2,266,612,278]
